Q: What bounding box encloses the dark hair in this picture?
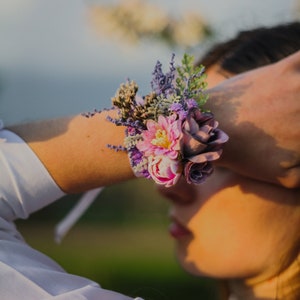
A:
[198,22,300,74]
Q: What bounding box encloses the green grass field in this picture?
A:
[17,221,219,300]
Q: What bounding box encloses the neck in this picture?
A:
[227,255,300,300]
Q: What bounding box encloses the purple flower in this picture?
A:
[186,99,198,109]
[181,107,229,184]
[128,147,151,179]
[184,161,213,184]
[129,147,144,166]
[170,103,187,120]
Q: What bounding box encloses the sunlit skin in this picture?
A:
[156,66,300,298]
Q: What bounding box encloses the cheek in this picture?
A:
[180,205,261,278]
[175,179,295,279]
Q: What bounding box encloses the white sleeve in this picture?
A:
[0,128,65,221]
[0,239,140,300]
[0,127,143,300]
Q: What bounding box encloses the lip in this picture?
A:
[169,216,191,239]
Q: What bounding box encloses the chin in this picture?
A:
[175,243,207,277]
[174,243,243,279]
[176,252,214,279]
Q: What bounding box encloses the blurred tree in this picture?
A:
[88,0,213,50]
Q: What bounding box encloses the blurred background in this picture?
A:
[1,0,299,299]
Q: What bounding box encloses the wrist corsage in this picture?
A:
[109,54,228,187]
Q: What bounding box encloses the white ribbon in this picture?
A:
[55,187,104,243]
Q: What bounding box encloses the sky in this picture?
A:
[0,0,298,125]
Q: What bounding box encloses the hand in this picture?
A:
[206,51,300,188]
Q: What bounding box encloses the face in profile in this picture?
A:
[156,66,300,282]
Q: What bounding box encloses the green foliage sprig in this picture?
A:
[176,53,208,108]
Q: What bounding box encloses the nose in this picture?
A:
[156,176,197,205]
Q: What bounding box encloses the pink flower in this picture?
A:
[148,155,181,187]
[137,114,182,160]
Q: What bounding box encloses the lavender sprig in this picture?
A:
[151,53,176,97]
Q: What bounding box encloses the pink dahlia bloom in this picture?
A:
[137,114,182,160]
[148,155,181,187]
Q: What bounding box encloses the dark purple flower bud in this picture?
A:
[184,161,213,184]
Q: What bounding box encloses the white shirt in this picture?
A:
[0,128,143,300]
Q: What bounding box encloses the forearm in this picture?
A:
[206,51,300,188]
[9,110,134,194]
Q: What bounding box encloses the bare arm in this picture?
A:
[207,51,300,188]
[9,110,134,194]
[8,52,300,192]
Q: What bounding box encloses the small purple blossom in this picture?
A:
[186,99,198,109]
[128,147,151,179]
[128,147,144,166]
[127,126,140,136]
[170,103,187,120]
